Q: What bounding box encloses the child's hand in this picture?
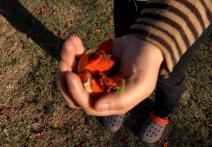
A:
[57,34,164,116]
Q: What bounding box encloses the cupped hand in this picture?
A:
[57,34,164,116]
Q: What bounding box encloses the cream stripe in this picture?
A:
[132,17,187,54]
[203,0,212,14]
[131,23,180,60]
[188,0,210,27]
[148,0,203,36]
[141,8,195,45]
[146,0,210,30]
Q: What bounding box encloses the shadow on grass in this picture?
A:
[0,0,64,59]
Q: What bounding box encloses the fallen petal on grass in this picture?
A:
[0,106,10,115]
[95,29,101,34]
[39,7,49,14]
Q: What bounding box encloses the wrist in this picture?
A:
[127,33,164,64]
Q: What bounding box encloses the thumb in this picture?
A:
[94,93,122,113]
[93,79,150,114]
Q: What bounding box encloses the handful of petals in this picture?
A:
[76,40,125,97]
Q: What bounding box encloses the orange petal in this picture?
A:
[85,54,114,72]
[101,75,117,88]
[107,79,117,88]
[91,79,103,93]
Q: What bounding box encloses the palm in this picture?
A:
[90,34,164,114]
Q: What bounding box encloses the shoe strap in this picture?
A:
[151,113,169,126]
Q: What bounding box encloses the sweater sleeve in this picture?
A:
[130,0,212,73]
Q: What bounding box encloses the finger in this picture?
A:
[57,80,80,108]
[57,75,80,108]
[61,35,85,68]
[57,61,80,108]
[65,72,91,110]
[58,60,72,74]
[69,34,85,55]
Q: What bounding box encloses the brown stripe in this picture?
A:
[143,2,199,39]
[147,0,204,35]
[135,20,183,56]
[139,12,190,47]
[130,28,177,65]
[134,17,188,53]
[200,0,212,23]
[177,0,206,30]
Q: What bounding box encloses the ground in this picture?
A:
[0,0,211,146]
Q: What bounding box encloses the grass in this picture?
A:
[0,0,211,146]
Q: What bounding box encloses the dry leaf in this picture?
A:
[95,29,101,34]
[0,106,10,115]
[40,90,45,97]
[123,137,129,144]
[108,32,113,38]
[35,131,44,138]
[39,7,48,14]
[108,19,113,24]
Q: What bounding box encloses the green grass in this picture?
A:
[0,0,211,146]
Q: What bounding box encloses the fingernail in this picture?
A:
[96,104,109,112]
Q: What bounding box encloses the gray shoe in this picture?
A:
[102,115,125,132]
[139,114,169,143]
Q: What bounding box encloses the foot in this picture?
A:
[102,114,125,132]
[139,113,169,143]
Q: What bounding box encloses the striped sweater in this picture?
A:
[130,0,212,75]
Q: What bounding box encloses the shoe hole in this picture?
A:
[111,123,114,126]
[148,130,151,133]
[146,133,148,136]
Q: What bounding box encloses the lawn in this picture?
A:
[0,0,211,146]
